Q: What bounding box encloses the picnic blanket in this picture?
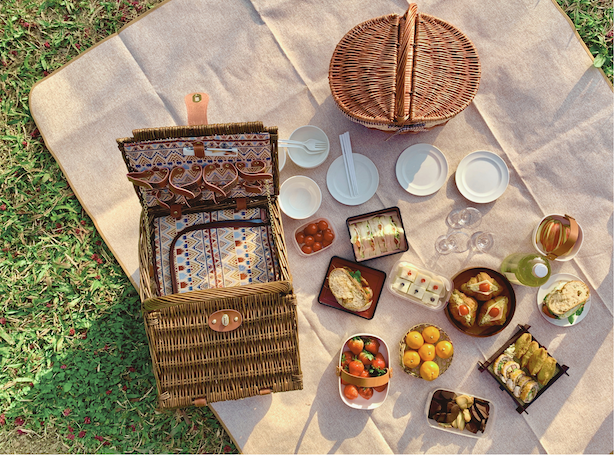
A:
[29,0,613,453]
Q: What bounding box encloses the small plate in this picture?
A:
[446,267,516,337]
[536,273,591,326]
[455,151,509,203]
[318,256,386,320]
[286,125,330,169]
[279,176,322,219]
[399,323,454,378]
[396,144,448,196]
[326,154,379,206]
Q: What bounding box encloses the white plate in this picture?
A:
[536,273,591,326]
[455,151,509,203]
[279,176,322,219]
[396,144,448,196]
[326,154,379,206]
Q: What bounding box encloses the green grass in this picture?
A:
[0,0,611,453]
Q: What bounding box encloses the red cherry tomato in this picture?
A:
[314,232,323,242]
[344,384,359,400]
[303,235,315,247]
[301,245,312,254]
[459,305,469,316]
[322,239,333,247]
[295,231,305,244]
[323,231,334,243]
[479,282,491,292]
[317,220,329,231]
[304,223,318,235]
[489,307,500,317]
[357,387,373,400]
[312,242,322,252]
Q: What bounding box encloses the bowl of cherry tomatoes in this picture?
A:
[294,218,336,256]
[336,333,391,409]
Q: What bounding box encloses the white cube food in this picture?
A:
[427,278,444,296]
[414,273,431,288]
[422,291,440,307]
[392,277,412,294]
[398,264,418,282]
[408,283,426,299]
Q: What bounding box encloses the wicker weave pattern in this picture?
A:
[145,292,302,407]
[329,4,480,133]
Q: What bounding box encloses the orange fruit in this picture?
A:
[403,350,421,369]
[405,331,424,350]
[435,340,454,359]
[422,326,440,344]
[418,343,436,362]
[420,360,440,381]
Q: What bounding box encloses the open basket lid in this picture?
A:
[117,95,280,215]
[329,4,481,131]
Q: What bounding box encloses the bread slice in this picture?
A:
[544,280,590,319]
[328,268,372,312]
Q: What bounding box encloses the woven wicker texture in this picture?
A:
[329,4,480,132]
[118,122,301,408]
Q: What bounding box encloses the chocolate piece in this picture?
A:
[440,390,457,401]
[429,401,442,419]
[445,403,460,423]
[465,421,479,434]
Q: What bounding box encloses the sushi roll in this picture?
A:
[500,360,520,380]
[514,374,532,398]
[506,368,525,391]
[493,354,513,377]
[519,380,540,403]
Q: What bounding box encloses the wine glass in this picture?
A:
[446,207,482,230]
[435,231,470,255]
[471,231,494,253]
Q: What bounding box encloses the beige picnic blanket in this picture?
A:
[29,0,613,453]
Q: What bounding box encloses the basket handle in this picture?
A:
[394,4,418,124]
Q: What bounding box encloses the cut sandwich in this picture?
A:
[349,223,365,259]
[381,215,404,252]
[368,217,388,254]
[328,267,374,312]
[542,280,590,320]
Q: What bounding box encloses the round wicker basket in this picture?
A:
[329,4,481,134]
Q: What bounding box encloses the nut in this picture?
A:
[455,413,465,431]
[463,409,471,422]
[455,395,474,410]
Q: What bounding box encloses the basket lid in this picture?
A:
[329,4,481,127]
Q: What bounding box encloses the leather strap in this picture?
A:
[127,168,169,190]
[169,165,203,200]
[151,189,176,210]
[236,161,273,194]
[336,366,392,388]
[546,215,579,260]
[185,93,209,126]
[201,164,228,204]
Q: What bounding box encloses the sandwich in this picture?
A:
[448,290,478,327]
[328,267,373,312]
[460,272,504,301]
[349,221,379,259]
[542,280,590,320]
[381,215,404,252]
[476,296,509,327]
[520,341,539,369]
[368,217,388,254]
[527,347,549,376]
[514,333,533,358]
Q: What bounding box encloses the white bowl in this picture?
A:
[279,176,322,219]
[532,214,583,261]
[278,146,286,172]
[286,125,330,169]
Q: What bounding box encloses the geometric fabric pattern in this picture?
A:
[122,133,273,207]
[153,207,280,295]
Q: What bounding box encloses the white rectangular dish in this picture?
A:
[388,260,452,311]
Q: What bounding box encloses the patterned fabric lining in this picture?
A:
[123,133,273,207]
[154,208,280,295]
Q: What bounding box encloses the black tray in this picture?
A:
[477,324,569,414]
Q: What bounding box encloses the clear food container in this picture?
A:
[293,217,336,257]
[388,260,452,311]
[425,388,495,439]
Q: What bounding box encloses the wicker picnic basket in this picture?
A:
[117,110,302,409]
[329,3,481,134]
